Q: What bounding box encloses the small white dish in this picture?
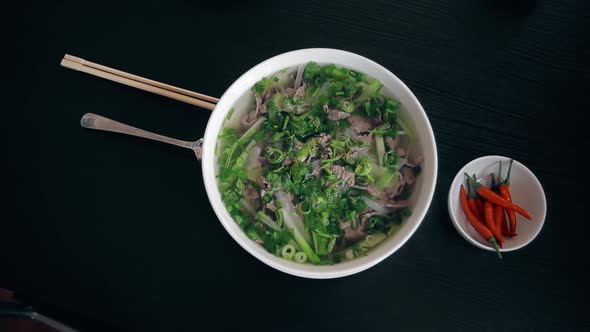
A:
[448,155,546,252]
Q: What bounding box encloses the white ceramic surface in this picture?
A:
[202,49,438,278]
[448,155,546,252]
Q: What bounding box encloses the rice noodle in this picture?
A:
[312,81,332,104]
[361,196,396,215]
[276,190,311,243]
[246,145,262,169]
[294,64,304,90]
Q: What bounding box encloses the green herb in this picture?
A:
[303,62,322,82]
[355,79,384,104]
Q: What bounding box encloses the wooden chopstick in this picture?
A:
[60,54,217,110]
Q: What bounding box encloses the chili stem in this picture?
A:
[488,237,502,259]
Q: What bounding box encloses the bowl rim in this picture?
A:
[447,155,547,252]
[201,48,438,278]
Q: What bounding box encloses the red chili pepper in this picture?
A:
[471,174,485,218]
[494,205,506,237]
[484,200,504,248]
[467,181,483,220]
[475,199,484,216]
[501,216,510,234]
[460,185,502,258]
[498,160,523,235]
[465,173,532,220]
[502,219,517,237]
[491,175,510,238]
[491,175,501,229]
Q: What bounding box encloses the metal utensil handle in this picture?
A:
[80,113,203,158]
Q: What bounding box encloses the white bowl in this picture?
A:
[202,49,438,278]
[448,155,546,252]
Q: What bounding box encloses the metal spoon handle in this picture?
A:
[80,113,203,159]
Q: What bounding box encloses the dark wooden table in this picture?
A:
[7,0,589,331]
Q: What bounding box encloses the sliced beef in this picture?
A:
[312,160,321,179]
[378,198,409,208]
[283,87,295,97]
[292,140,303,153]
[323,104,350,121]
[359,211,383,231]
[347,115,374,133]
[243,184,260,200]
[396,147,407,158]
[265,200,277,212]
[353,184,383,199]
[384,178,406,199]
[385,135,400,150]
[354,133,373,146]
[400,166,416,185]
[405,155,423,168]
[313,133,332,146]
[282,156,293,167]
[241,109,259,128]
[346,146,369,161]
[340,221,367,244]
[294,82,306,97]
[329,165,356,187]
[256,90,274,114]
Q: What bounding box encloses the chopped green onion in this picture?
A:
[272,132,284,141]
[281,244,296,259]
[396,118,415,142]
[257,211,282,231]
[354,161,372,176]
[327,237,337,253]
[338,99,355,113]
[325,187,338,199]
[355,79,384,104]
[266,147,286,164]
[330,139,346,149]
[375,135,385,167]
[275,208,284,228]
[312,196,326,210]
[299,201,312,215]
[294,251,308,263]
[383,150,400,169]
[320,155,341,165]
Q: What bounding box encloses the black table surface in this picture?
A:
[7,0,589,331]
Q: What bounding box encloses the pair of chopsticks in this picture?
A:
[60,54,218,110]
